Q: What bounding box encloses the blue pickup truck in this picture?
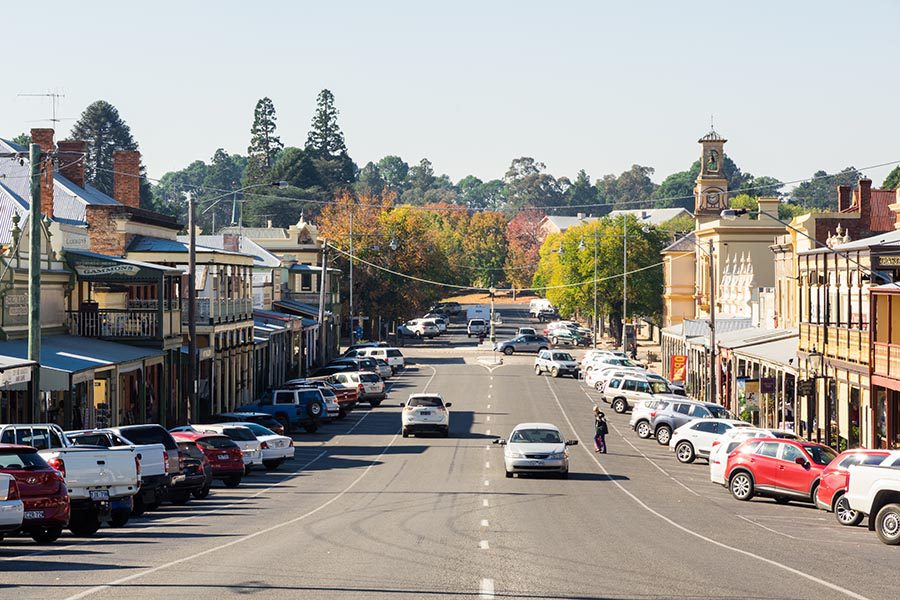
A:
[237,388,327,433]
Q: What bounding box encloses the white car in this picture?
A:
[467,319,487,337]
[406,319,439,338]
[171,424,262,471]
[356,347,405,372]
[580,349,628,371]
[373,359,393,380]
[423,314,448,333]
[0,473,24,538]
[228,422,294,470]
[585,366,647,391]
[495,423,577,479]
[669,418,751,463]
[708,427,800,485]
[401,394,451,438]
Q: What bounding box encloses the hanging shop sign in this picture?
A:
[669,354,688,382]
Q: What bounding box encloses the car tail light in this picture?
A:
[48,457,66,478]
[163,450,170,475]
[260,441,269,450]
[4,478,19,501]
[436,405,446,411]
[711,441,720,448]
[649,411,657,418]
[358,384,364,393]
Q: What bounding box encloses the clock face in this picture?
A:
[706,191,721,208]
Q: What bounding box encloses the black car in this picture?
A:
[176,441,213,500]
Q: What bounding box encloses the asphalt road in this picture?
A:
[0,305,894,599]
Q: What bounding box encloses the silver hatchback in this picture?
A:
[649,399,733,446]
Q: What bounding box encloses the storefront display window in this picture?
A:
[875,389,887,449]
[849,386,860,449]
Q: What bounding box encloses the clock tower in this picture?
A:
[694,129,729,222]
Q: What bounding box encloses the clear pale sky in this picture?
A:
[4,1,899,187]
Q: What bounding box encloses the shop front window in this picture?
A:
[875,389,887,449]
[848,386,860,449]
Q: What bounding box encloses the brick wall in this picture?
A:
[30,128,55,218]
[85,205,132,256]
[113,150,142,209]
[56,140,87,189]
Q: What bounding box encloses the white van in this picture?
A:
[466,305,489,321]
[529,298,553,318]
[357,347,405,372]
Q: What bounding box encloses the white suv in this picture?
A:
[601,374,683,414]
[406,319,439,338]
[402,394,451,437]
[534,350,579,378]
[467,319,487,337]
[357,347,405,372]
[668,418,751,464]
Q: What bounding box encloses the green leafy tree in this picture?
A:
[659,213,695,234]
[355,162,385,196]
[504,157,563,210]
[565,169,597,213]
[11,133,31,147]
[791,167,861,210]
[244,97,283,185]
[883,166,900,190]
[614,164,657,208]
[653,167,696,209]
[70,100,147,200]
[305,89,356,191]
[458,176,506,210]
[462,211,509,287]
[377,155,410,195]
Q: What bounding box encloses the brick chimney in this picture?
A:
[30,128,55,218]
[837,185,853,212]
[857,178,873,227]
[223,232,240,252]
[56,140,86,189]
[113,150,142,208]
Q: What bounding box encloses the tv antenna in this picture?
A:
[18,92,73,126]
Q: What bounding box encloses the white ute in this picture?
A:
[846,451,900,545]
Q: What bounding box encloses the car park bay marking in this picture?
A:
[486,415,491,422]
[544,377,872,600]
[479,578,495,599]
[484,479,490,486]
[62,367,438,600]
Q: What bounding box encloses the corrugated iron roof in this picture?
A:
[609,208,694,226]
[178,235,282,268]
[662,232,696,253]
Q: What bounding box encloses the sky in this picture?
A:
[4,1,900,188]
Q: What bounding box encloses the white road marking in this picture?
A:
[483,498,490,507]
[486,415,491,422]
[479,540,490,549]
[737,515,797,540]
[480,519,490,527]
[485,461,490,468]
[487,403,491,407]
[479,578,495,599]
[543,377,872,600]
[484,479,490,486]
[486,429,491,435]
[489,384,493,388]
[60,367,437,600]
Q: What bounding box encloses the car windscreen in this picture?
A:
[122,426,177,450]
[804,445,837,466]
[238,423,276,437]
[177,442,204,459]
[223,427,257,442]
[408,396,444,407]
[707,405,734,419]
[510,429,562,444]
[0,448,50,470]
[649,381,671,394]
[470,320,485,326]
[552,353,573,361]
[197,436,238,450]
[387,349,402,357]
[359,373,380,383]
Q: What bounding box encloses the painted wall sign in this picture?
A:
[0,366,32,387]
[877,255,900,267]
[74,263,141,277]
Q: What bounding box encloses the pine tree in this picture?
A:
[305,89,347,157]
[70,100,141,195]
[245,97,283,184]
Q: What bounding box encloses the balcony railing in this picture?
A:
[182,297,253,326]
[799,323,867,364]
[68,308,182,340]
[874,342,900,379]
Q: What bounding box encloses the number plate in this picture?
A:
[419,411,432,416]
[89,489,110,501]
[218,454,229,460]
[24,510,44,520]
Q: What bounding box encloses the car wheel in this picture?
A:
[551,337,559,345]
[109,510,130,528]
[636,421,651,439]
[559,470,569,480]
[551,367,559,377]
[774,496,791,505]
[224,475,242,488]
[655,424,672,446]
[169,491,191,505]
[875,503,900,545]
[467,334,471,338]
[69,510,101,537]
[503,347,514,356]
[833,494,863,526]
[612,398,627,414]
[308,402,323,418]
[675,440,695,463]
[442,427,449,438]
[369,400,382,408]
[534,365,542,375]
[30,526,62,544]
[193,485,211,499]
[505,470,513,478]
[594,382,602,391]
[730,471,755,501]
[538,346,548,352]
[303,419,320,433]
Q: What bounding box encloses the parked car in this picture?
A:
[329,356,379,373]
[328,371,386,407]
[291,379,358,415]
[517,327,537,336]
[66,428,169,516]
[237,387,327,433]
[226,422,294,470]
[669,418,751,463]
[373,358,393,380]
[584,366,647,391]
[109,424,191,510]
[725,438,836,504]
[466,305,490,321]
[353,347,405,372]
[846,451,900,544]
[405,319,440,338]
[547,328,581,347]
[629,399,672,438]
[494,423,578,479]
[171,432,244,488]
[494,334,550,355]
[342,342,384,356]
[316,385,342,420]
[423,313,448,333]
[529,298,553,318]
[431,301,461,315]
[172,424,262,472]
[0,424,138,536]
[815,449,891,526]
[0,472,24,541]
[600,373,684,414]
[311,362,359,377]
[214,412,286,436]
[708,427,800,485]
[648,400,733,445]
[467,319,487,337]
[536,307,559,322]
[584,355,643,372]
[0,444,69,543]
[175,439,214,499]
[581,349,629,370]
[533,350,579,378]
[401,394,452,438]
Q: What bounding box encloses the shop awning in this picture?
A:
[0,357,36,388]
[273,299,320,319]
[65,250,181,282]
[0,335,165,391]
[731,336,800,373]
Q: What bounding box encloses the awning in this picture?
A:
[731,336,800,373]
[0,335,165,391]
[273,299,320,319]
[254,309,305,331]
[0,357,36,388]
[65,250,181,282]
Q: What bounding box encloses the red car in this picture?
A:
[172,432,244,488]
[815,449,890,526]
[725,438,837,504]
[0,444,70,543]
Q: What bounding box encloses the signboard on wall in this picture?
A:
[0,366,32,387]
[669,355,687,382]
[3,292,28,326]
[760,377,776,394]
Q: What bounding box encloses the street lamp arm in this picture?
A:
[200,181,288,215]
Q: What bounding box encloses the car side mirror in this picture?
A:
[444,402,452,408]
[795,456,808,467]
[493,438,506,445]
[565,440,578,446]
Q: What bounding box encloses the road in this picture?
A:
[0,305,894,599]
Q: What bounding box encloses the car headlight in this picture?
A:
[549,451,566,460]
[508,451,525,459]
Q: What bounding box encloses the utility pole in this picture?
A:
[348,208,354,347]
[318,241,329,363]
[28,144,42,422]
[622,217,628,350]
[187,192,197,423]
[592,225,598,349]
[708,238,717,404]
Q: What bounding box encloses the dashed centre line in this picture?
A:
[480,578,495,599]
[480,519,490,527]
[479,540,490,549]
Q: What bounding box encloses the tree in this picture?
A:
[614,164,657,208]
[883,166,900,190]
[70,100,145,198]
[659,213,695,234]
[11,133,30,147]
[355,161,385,196]
[458,176,506,210]
[305,89,356,192]
[377,155,409,195]
[505,209,545,291]
[245,97,283,185]
[653,165,698,209]
[565,170,597,212]
[791,167,861,210]
[504,157,563,210]
[462,212,509,287]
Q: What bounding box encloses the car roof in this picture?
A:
[408,393,443,399]
[171,431,227,441]
[219,411,271,418]
[511,422,560,431]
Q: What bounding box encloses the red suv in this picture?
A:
[815,449,890,526]
[172,432,244,488]
[0,444,70,543]
[725,438,837,504]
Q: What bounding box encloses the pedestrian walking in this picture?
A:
[594,410,608,454]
